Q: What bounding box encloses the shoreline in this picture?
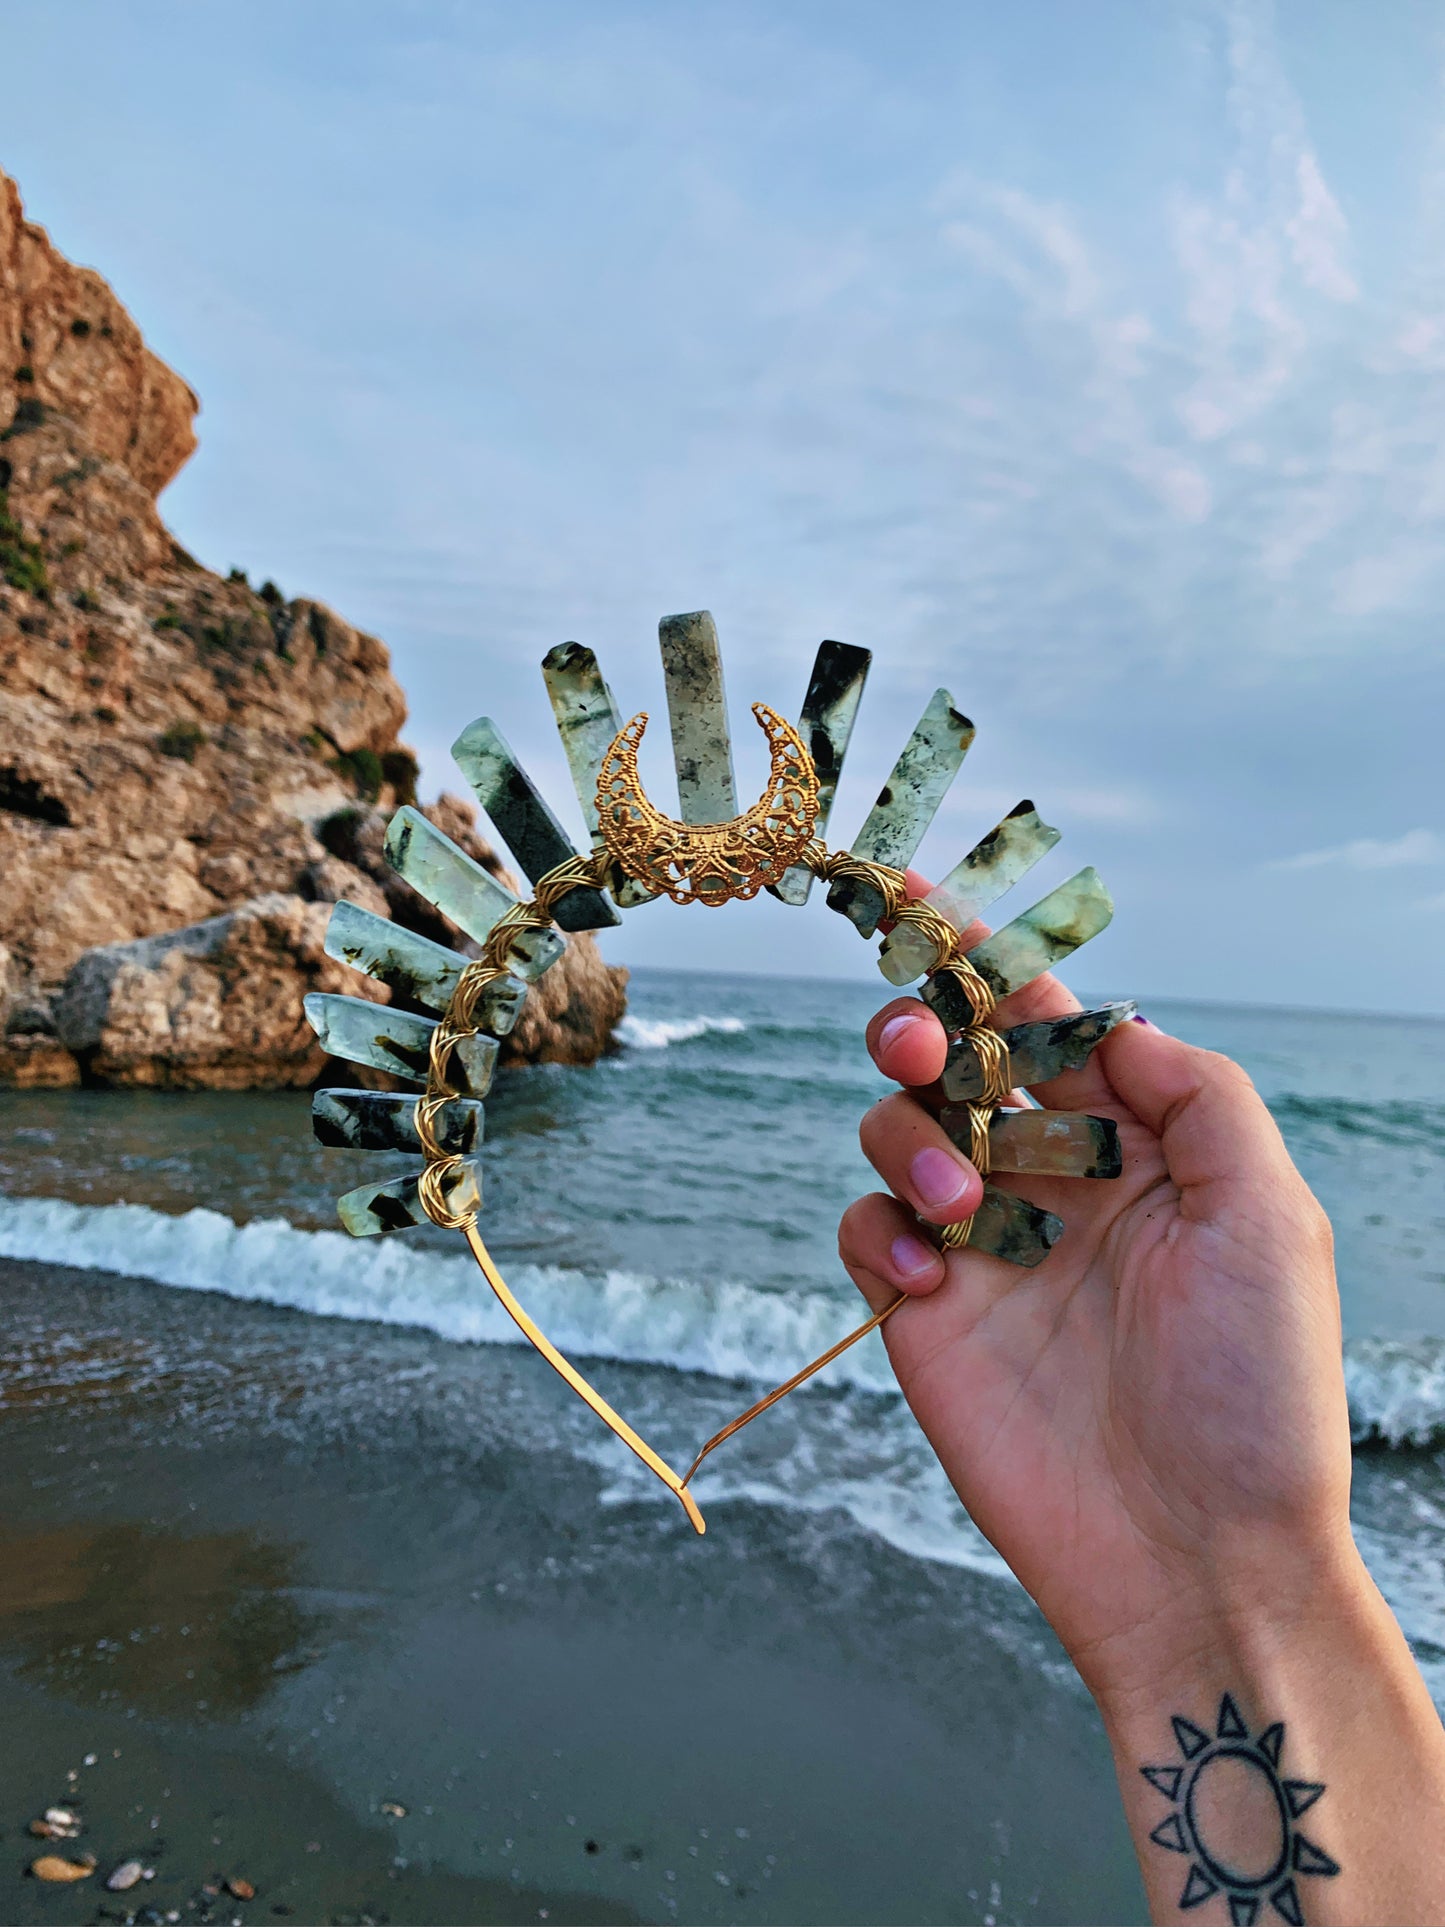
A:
[0,1255,1146,1926]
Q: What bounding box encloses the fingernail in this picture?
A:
[1131,1014,1165,1033]
[911,1145,972,1210]
[878,1013,920,1056]
[891,1231,941,1281]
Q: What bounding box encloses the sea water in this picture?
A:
[2,969,1443,1700]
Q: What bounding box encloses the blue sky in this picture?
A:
[6,0,1444,1012]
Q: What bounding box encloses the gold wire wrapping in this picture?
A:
[800,847,1011,1252]
[414,851,610,1227]
[406,736,1017,1529]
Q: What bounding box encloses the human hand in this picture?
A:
[838,875,1356,1704]
[842,892,1445,1923]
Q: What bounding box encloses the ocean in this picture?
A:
[1,968,1443,1923]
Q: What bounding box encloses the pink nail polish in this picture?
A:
[911,1145,971,1210]
[891,1232,939,1280]
[878,1013,918,1056]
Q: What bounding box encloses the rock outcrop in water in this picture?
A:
[0,168,626,1087]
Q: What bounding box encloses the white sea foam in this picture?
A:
[3,1191,1444,1697]
[7,1194,1445,1447]
[615,1013,746,1049]
[0,1193,895,1394]
[1345,1335,1445,1448]
[0,1192,1005,1585]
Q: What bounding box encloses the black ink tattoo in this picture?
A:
[1140,1693,1339,1926]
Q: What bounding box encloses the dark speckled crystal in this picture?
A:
[923,1187,1062,1267]
[659,610,739,824]
[303,993,498,1094]
[312,1088,484,1156]
[942,1002,1136,1101]
[383,807,565,979]
[451,715,619,932]
[773,639,871,905]
[922,869,1114,1030]
[827,688,975,936]
[337,1159,482,1237]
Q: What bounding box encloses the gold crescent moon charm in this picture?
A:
[596,702,821,906]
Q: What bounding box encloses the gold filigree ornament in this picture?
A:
[596,704,820,904]
[305,611,1129,1535]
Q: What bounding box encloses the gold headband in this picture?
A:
[305,612,1127,1533]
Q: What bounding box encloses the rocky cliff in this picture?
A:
[0,169,626,1087]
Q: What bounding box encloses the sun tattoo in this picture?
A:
[1140,1694,1340,1926]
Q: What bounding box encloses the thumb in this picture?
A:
[1100,1017,1300,1216]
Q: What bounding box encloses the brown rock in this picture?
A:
[297,853,391,919]
[29,1854,94,1883]
[53,893,387,1089]
[314,791,628,1069]
[1,173,197,494]
[504,938,629,1066]
[0,167,627,1083]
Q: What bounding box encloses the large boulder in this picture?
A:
[52,893,386,1089]
[0,166,628,1084]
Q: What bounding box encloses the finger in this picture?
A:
[867,998,949,1089]
[1097,1018,1309,1220]
[859,1091,985,1225]
[879,869,1114,1114]
[838,1191,946,1311]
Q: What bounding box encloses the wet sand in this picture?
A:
[0,1257,1145,1926]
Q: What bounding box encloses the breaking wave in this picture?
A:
[1345,1336,1445,1448]
[4,1194,1443,1451]
[4,1193,1444,1676]
[615,1013,747,1050]
[0,1193,895,1395]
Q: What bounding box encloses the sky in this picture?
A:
[5,0,1444,1013]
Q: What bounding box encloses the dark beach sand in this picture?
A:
[0,1257,1145,1927]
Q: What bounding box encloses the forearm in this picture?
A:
[1089,1547,1445,1926]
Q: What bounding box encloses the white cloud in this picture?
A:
[1288,151,1359,302]
[1268,828,1445,872]
[1170,1,1357,450]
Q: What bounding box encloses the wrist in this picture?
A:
[1078,1526,1376,1729]
[1082,1539,1445,1925]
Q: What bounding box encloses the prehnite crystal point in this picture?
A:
[773,639,872,906]
[382,807,565,979]
[924,1186,1063,1268]
[922,867,1115,1030]
[941,1106,1123,1180]
[312,1088,485,1156]
[827,688,975,936]
[941,1002,1137,1102]
[325,900,529,1031]
[337,1159,483,1237]
[541,640,657,908]
[325,900,459,1012]
[659,610,739,825]
[541,641,625,842]
[878,801,1062,985]
[303,992,499,1094]
[451,714,619,932]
